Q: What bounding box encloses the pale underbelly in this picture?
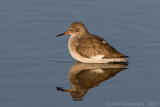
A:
[69,49,127,63]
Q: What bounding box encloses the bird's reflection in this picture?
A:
[57,62,128,101]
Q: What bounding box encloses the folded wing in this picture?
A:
[76,35,128,59]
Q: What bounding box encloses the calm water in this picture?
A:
[0,0,160,107]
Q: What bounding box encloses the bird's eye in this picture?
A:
[75,28,79,32]
[70,28,79,32]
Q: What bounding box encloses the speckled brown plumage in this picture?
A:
[76,34,127,58]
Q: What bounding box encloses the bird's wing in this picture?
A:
[76,35,127,58]
[74,68,123,85]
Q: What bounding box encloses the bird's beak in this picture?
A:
[56,30,71,37]
[63,90,71,92]
[56,87,71,92]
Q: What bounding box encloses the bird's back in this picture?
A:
[75,34,127,59]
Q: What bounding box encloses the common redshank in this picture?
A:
[57,22,128,63]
